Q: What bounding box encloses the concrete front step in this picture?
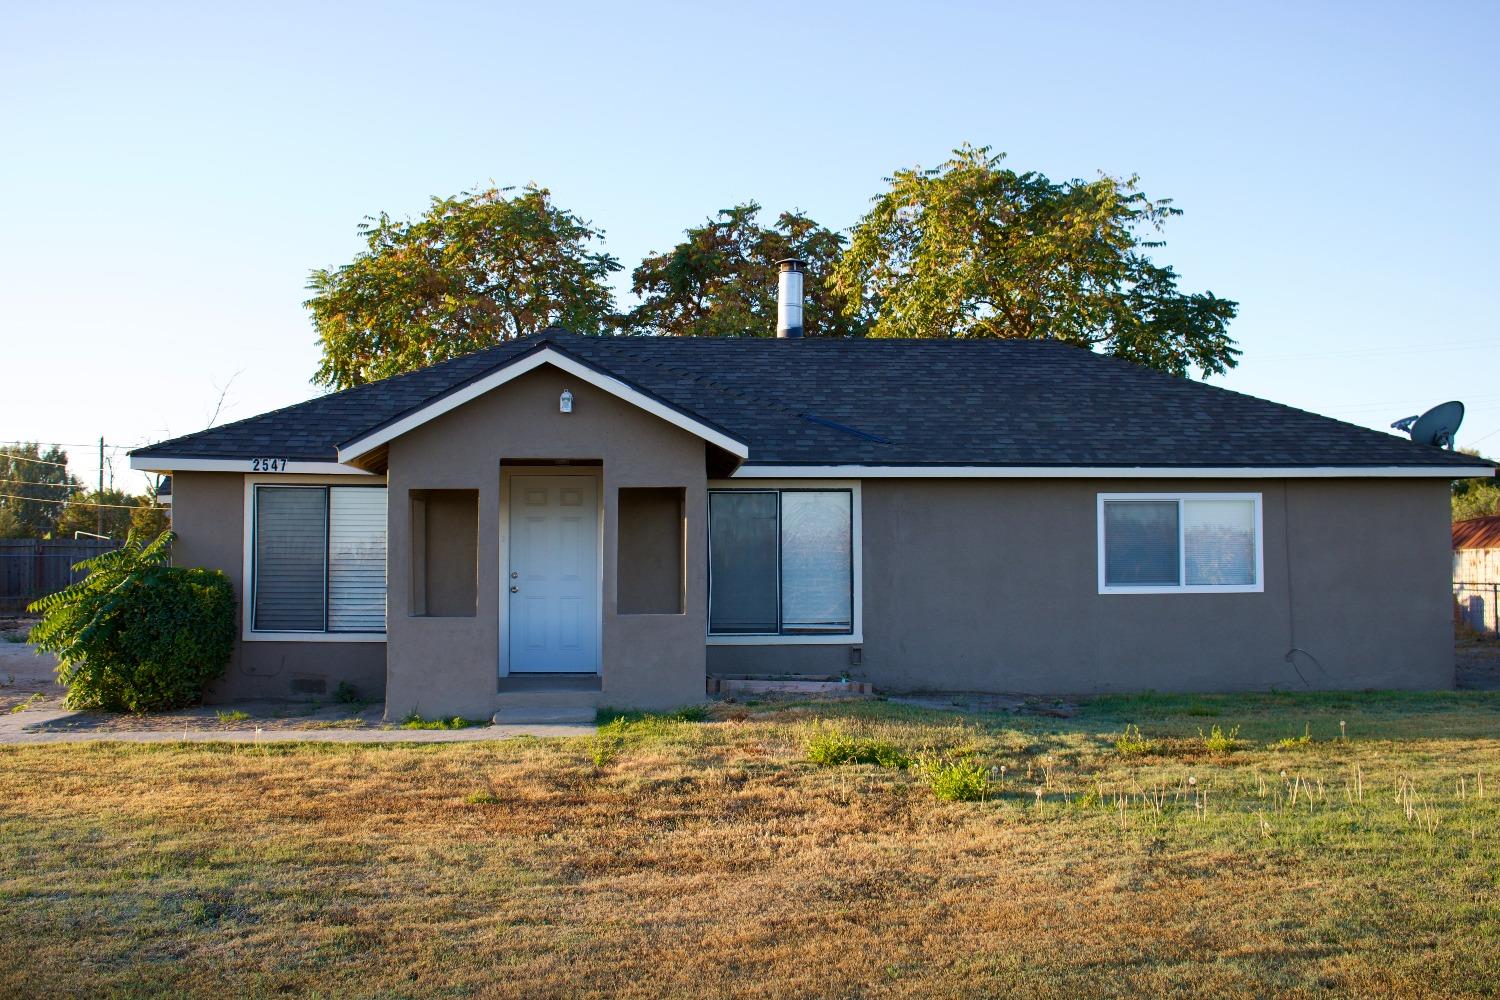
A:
[493,687,601,725]
[493,705,598,725]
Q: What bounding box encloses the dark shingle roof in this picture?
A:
[131,329,1490,471]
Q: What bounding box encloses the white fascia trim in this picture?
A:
[130,457,375,476]
[337,348,751,463]
[731,464,1496,479]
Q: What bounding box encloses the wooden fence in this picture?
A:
[0,539,117,613]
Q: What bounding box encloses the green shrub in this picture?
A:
[1113,724,1164,758]
[805,726,912,768]
[920,757,991,802]
[1200,724,1244,753]
[28,531,235,713]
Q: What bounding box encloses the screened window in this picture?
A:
[1099,494,1261,593]
[709,489,853,635]
[253,485,388,632]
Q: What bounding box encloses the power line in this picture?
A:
[0,478,86,491]
[0,440,135,451]
[0,492,153,511]
[0,452,72,469]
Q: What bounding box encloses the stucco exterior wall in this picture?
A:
[170,471,388,702]
[383,365,708,719]
[708,477,1454,692]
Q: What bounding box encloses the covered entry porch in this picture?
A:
[377,363,719,721]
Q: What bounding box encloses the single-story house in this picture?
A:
[130,281,1495,719]
[1454,515,1500,634]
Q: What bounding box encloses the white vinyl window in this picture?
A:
[1097,493,1263,594]
[708,488,854,636]
[252,485,388,632]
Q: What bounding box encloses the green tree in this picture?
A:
[54,489,159,541]
[308,186,621,389]
[0,444,81,538]
[1452,449,1500,521]
[626,203,869,338]
[833,145,1240,376]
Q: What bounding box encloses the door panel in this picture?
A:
[507,476,600,672]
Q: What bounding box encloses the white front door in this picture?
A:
[507,475,600,673]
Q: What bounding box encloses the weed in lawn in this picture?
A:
[399,713,479,731]
[1114,723,1164,758]
[920,756,991,801]
[1201,724,1244,753]
[334,681,360,704]
[595,705,709,725]
[1271,724,1313,750]
[215,710,250,724]
[805,724,912,768]
[465,790,502,805]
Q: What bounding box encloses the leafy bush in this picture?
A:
[1113,724,1164,758]
[28,531,234,713]
[920,757,991,802]
[805,725,912,768]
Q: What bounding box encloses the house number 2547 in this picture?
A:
[251,458,289,472]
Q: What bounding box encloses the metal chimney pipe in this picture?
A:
[776,258,805,338]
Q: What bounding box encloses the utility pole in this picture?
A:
[97,436,104,537]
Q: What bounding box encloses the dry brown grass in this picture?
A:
[0,694,1497,998]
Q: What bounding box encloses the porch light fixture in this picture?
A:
[559,389,573,413]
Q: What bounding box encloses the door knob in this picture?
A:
[510,585,519,593]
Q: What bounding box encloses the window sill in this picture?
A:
[707,633,861,646]
[1098,585,1264,595]
[242,631,388,643]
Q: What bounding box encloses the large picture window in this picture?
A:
[1098,493,1262,594]
[252,485,388,633]
[709,489,854,636]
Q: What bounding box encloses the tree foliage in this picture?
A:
[54,489,169,541]
[29,531,235,712]
[626,203,869,338]
[0,444,81,538]
[309,186,621,389]
[1453,450,1500,521]
[832,145,1240,376]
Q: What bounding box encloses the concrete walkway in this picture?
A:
[0,708,593,745]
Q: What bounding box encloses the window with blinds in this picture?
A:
[708,489,854,635]
[252,485,388,633]
[1098,493,1262,594]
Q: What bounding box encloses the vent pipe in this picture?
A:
[776,258,805,338]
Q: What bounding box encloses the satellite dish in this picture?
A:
[1392,400,1464,449]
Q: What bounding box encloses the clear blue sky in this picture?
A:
[3,1,1497,490]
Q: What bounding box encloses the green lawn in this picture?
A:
[1,691,1496,998]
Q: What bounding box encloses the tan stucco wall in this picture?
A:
[708,477,1455,692]
[170,471,388,702]
[383,365,708,719]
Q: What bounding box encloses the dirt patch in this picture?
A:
[1456,636,1500,690]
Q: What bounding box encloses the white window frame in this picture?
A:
[1097,492,1264,595]
[706,479,862,645]
[241,475,389,642]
